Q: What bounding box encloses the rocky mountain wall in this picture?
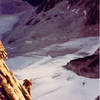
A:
[23,0,99,25]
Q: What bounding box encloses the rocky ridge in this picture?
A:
[63,49,99,78]
[0,41,31,100]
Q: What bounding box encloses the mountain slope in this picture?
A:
[1,0,99,58]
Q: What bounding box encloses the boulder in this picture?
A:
[63,49,99,78]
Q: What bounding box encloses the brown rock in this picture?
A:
[0,41,31,100]
[63,49,99,78]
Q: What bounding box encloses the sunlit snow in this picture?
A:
[6,36,99,100]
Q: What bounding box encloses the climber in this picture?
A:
[23,79,32,96]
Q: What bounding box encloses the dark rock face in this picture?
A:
[95,96,100,100]
[23,0,99,25]
[63,49,99,78]
[23,0,43,6]
[68,0,99,25]
[23,0,63,13]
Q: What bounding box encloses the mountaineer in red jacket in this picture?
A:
[23,79,32,96]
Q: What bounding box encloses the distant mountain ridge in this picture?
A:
[23,0,99,25]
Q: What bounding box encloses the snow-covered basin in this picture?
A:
[6,36,99,100]
[0,15,18,38]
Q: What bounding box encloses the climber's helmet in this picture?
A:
[23,79,32,86]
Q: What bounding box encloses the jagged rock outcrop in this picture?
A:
[63,49,99,78]
[23,0,63,13]
[0,41,31,100]
[68,0,99,25]
[23,0,99,25]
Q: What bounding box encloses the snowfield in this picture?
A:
[6,36,99,100]
[0,15,18,38]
